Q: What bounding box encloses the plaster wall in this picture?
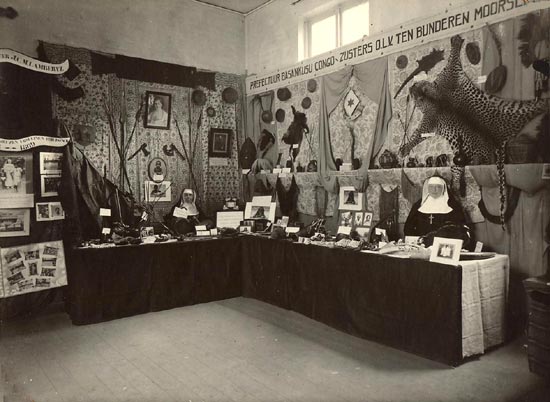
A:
[245,0,477,75]
[1,0,246,74]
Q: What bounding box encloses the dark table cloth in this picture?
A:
[67,236,463,365]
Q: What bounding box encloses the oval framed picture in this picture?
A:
[148,157,167,182]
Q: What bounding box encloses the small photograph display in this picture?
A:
[0,209,30,237]
[41,175,61,197]
[0,151,33,208]
[338,186,363,211]
[36,202,65,222]
[430,237,463,265]
[340,211,353,227]
[0,240,67,298]
[148,158,167,182]
[144,91,171,129]
[39,152,63,174]
[144,181,171,202]
[244,202,276,223]
[208,128,232,158]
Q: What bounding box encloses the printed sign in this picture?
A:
[0,49,69,74]
[246,0,546,95]
[0,136,70,152]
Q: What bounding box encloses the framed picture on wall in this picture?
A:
[144,91,171,129]
[0,151,33,208]
[208,128,232,158]
[41,175,61,197]
[0,209,30,237]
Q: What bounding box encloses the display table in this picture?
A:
[66,238,242,325]
[66,236,509,366]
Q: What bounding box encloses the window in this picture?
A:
[303,1,369,59]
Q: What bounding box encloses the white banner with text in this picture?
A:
[246,0,549,95]
[0,48,68,74]
[0,136,70,152]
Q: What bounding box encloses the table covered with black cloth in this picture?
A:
[241,237,463,366]
[66,238,242,325]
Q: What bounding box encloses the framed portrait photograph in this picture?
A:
[244,202,276,223]
[363,212,373,227]
[208,128,232,158]
[49,202,65,220]
[148,157,167,182]
[339,211,353,227]
[0,151,33,208]
[0,209,30,237]
[35,202,51,221]
[354,212,364,227]
[41,175,61,197]
[429,237,463,265]
[338,186,363,211]
[144,180,171,202]
[144,91,171,129]
[39,152,63,174]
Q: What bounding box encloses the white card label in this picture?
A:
[195,225,207,231]
[210,228,218,236]
[285,227,300,233]
[260,169,270,174]
[173,207,188,218]
[475,241,483,252]
[273,168,282,174]
[337,226,352,235]
[99,208,111,217]
[282,168,291,173]
[101,227,111,234]
[241,169,250,174]
[420,132,435,138]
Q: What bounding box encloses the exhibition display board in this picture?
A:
[66,237,509,366]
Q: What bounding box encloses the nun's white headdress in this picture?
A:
[418,176,452,214]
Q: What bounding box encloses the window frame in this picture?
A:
[303,0,369,60]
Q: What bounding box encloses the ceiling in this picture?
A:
[194,0,273,14]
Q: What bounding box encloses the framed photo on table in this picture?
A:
[144,91,171,129]
[430,237,463,265]
[208,128,232,158]
[338,186,363,211]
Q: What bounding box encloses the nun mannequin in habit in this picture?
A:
[404,176,467,238]
[165,188,213,235]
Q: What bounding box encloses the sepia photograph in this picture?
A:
[40,175,62,197]
[35,202,50,221]
[0,209,30,237]
[0,152,33,208]
[144,180,171,202]
[39,152,63,174]
[208,128,232,158]
[144,91,171,129]
[338,186,363,211]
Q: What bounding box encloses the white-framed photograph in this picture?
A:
[36,202,51,221]
[340,211,353,227]
[49,202,65,220]
[363,212,373,227]
[429,237,463,265]
[0,151,33,208]
[41,175,61,197]
[244,202,276,223]
[39,152,63,174]
[0,209,30,237]
[144,180,171,202]
[354,212,364,227]
[338,186,363,211]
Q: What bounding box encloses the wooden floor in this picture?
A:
[0,297,548,402]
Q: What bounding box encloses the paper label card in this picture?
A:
[210,228,218,236]
[101,227,111,234]
[282,168,291,173]
[285,227,300,233]
[195,225,207,231]
[99,208,111,217]
[273,168,282,174]
[337,226,352,235]
[241,169,251,174]
[475,241,483,252]
[173,207,188,218]
[420,132,435,138]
